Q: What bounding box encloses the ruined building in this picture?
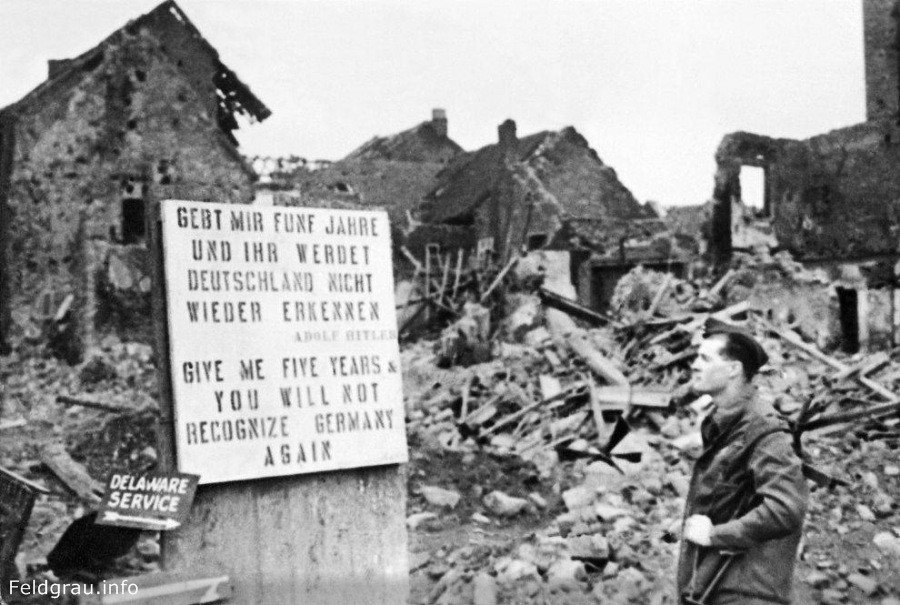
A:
[343,108,463,164]
[257,109,464,244]
[416,119,687,310]
[708,0,900,351]
[0,0,270,354]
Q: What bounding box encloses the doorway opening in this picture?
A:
[837,287,860,354]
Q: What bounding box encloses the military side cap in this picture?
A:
[703,317,769,374]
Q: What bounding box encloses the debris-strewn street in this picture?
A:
[2,2,900,604]
[3,248,900,604]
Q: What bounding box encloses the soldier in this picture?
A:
[678,320,808,605]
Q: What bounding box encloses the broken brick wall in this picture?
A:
[80,240,154,354]
[734,273,839,350]
[864,0,900,122]
[768,122,900,260]
[3,25,254,354]
[725,256,900,353]
[0,113,14,351]
[712,125,900,262]
[866,287,895,350]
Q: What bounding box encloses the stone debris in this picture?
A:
[847,572,879,595]
[421,486,462,509]
[472,572,498,605]
[483,491,529,517]
[5,243,900,603]
[400,250,900,604]
[407,512,438,530]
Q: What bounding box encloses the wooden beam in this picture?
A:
[646,273,673,317]
[765,321,899,403]
[451,249,464,302]
[57,394,133,414]
[707,268,736,299]
[478,382,586,438]
[39,442,104,504]
[479,256,518,303]
[831,352,890,382]
[594,385,672,408]
[538,287,621,327]
[546,314,629,386]
[587,379,613,445]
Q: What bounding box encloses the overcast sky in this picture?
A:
[0,0,866,207]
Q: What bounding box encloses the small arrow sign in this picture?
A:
[102,511,180,530]
[97,471,199,531]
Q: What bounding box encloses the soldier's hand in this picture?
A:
[683,514,713,546]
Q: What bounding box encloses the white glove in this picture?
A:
[683,514,713,546]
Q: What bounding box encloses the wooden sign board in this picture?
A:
[97,471,199,531]
[160,201,408,484]
[0,466,47,596]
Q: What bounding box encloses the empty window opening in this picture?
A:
[121,199,145,244]
[329,182,354,194]
[527,233,548,250]
[590,266,633,312]
[739,166,767,215]
[837,287,860,354]
[120,177,146,245]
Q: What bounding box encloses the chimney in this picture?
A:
[431,108,448,138]
[498,119,517,154]
[48,59,73,79]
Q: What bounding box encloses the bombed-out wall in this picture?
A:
[769,123,900,260]
[864,0,900,122]
[1,25,256,353]
[712,123,900,262]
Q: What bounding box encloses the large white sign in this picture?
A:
[161,200,408,484]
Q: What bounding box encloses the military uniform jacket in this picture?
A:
[677,385,809,604]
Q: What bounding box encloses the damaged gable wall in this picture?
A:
[421,122,652,261]
[864,0,900,122]
[1,19,256,355]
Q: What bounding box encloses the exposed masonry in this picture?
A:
[419,120,662,262]
[0,1,269,354]
[712,124,900,264]
[711,0,900,265]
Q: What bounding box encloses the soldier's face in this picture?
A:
[690,337,739,395]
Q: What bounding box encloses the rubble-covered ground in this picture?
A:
[3,259,900,605]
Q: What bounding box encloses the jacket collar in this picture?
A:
[702,383,757,448]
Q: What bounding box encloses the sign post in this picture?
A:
[151,200,408,604]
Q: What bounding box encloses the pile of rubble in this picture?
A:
[403,250,900,604]
[3,244,900,604]
[0,335,162,590]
